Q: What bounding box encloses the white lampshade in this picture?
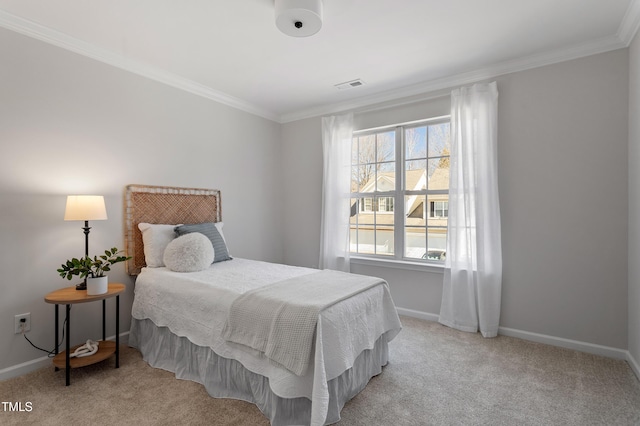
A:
[64,195,108,221]
[275,0,323,37]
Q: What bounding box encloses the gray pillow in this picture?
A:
[174,222,231,263]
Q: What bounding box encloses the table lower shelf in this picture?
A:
[52,340,116,369]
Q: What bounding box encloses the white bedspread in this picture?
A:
[131,258,402,426]
[222,269,386,376]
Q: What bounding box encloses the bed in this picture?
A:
[124,184,402,425]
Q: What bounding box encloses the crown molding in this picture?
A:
[279,33,627,123]
[0,9,279,122]
[618,0,640,46]
[1,7,633,125]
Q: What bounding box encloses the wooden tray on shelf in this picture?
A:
[52,340,116,369]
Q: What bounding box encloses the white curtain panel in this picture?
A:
[438,82,502,338]
[319,113,354,272]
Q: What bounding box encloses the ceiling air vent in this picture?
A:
[335,79,365,90]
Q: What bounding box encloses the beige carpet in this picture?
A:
[1,316,639,425]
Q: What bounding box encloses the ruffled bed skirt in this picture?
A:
[129,318,389,425]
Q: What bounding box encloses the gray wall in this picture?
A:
[497,50,628,348]
[282,49,630,349]
[0,28,284,371]
[281,117,323,269]
[0,23,634,373]
[628,32,640,367]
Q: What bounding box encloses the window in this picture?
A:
[429,201,448,218]
[359,197,394,213]
[350,118,450,262]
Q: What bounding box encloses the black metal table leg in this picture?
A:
[102,299,106,341]
[115,295,120,368]
[65,304,70,386]
[54,304,59,372]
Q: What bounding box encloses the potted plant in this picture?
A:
[57,247,130,295]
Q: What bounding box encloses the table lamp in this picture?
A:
[64,195,108,290]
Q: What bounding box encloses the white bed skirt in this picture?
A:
[129,318,390,425]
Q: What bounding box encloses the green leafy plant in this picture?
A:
[57,247,131,280]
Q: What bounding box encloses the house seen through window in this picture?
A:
[350,118,450,262]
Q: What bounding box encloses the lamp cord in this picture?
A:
[22,307,69,358]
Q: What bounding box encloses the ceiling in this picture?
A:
[0,0,639,123]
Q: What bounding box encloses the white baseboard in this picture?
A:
[0,331,129,382]
[628,350,640,380]
[0,354,52,382]
[397,307,640,381]
[498,326,628,360]
[4,320,639,383]
[396,307,440,322]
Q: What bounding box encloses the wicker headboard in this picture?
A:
[124,184,222,275]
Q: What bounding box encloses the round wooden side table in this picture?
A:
[44,283,125,386]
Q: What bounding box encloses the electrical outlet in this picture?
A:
[14,313,31,334]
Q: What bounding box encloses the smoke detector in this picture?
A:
[275,0,323,37]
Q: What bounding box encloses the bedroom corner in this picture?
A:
[0,26,284,378]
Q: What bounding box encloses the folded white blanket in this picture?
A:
[222,269,385,376]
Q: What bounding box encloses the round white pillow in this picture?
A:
[163,232,215,272]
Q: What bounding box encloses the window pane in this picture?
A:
[377,131,395,162]
[358,134,376,165]
[375,206,394,255]
[427,228,447,261]
[405,227,426,259]
[357,165,376,192]
[351,201,374,254]
[349,197,358,253]
[405,195,425,226]
[405,126,427,160]
[428,158,449,190]
[428,123,451,158]
[405,160,426,190]
[427,195,449,227]
[351,137,358,165]
[352,199,374,224]
[377,162,395,191]
[375,202,394,224]
[350,198,358,225]
[376,226,394,256]
[349,226,357,253]
[355,225,375,254]
[351,166,359,192]
[405,228,448,261]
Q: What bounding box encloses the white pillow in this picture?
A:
[138,223,180,267]
[163,233,214,272]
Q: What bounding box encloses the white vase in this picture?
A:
[86,276,108,295]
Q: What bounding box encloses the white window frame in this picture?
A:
[350,116,451,266]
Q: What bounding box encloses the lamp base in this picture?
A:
[75,282,87,291]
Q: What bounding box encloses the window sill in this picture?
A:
[349,255,445,274]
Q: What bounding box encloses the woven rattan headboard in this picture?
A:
[124,184,221,275]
